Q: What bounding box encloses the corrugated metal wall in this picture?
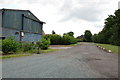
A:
[2,28,20,41]
[2,27,42,42]
[23,17,42,33]
[22,32,42,42]
[0,10,2,37]
[0,10,2,27]
[2,10,42,34]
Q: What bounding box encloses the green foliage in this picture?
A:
[44,34,61,45]
[22,42,36,52]
[52,30,56,34]
[70,37,77,44]
[61,35,77,45]
[93,9,120,46]
[39,38,50,50]
[44,33,77,45]
[66,31,74,37]
[43,34,51,39]
[0,40,2,51]
[61,35,71,45]
[92,34,98,43]
[96,43,119,54]
[83,30,92,42]
[2,36,20,54]
[50,34,62,45]
[77,39,83,42]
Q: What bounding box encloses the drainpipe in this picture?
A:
[20,14,24,43]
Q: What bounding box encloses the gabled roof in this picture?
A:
[0,8,46,24]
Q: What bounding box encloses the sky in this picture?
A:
[0,0,119,37]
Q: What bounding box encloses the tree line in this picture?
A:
[77,9,120,46]
[92,9,120,46]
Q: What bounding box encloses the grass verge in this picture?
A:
[96,43,119,54]
[41,48,59,53]
[0,54,31,59]
[0,48,59,59]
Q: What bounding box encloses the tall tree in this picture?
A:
[84,30,92,42]
[92,9,120,46]
[67,31,74,37]
[52,30,56,34]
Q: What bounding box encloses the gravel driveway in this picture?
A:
[2,43,118,78]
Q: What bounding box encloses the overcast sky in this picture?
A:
[0,0,119,37]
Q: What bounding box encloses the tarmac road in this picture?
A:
[2,43,118,78]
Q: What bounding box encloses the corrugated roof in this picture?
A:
[0,8,46,24]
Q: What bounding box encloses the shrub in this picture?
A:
[0,40,2,51]
[43,34,51,39]
[2,36,20,54]
[39,38,50,50]
[44,34,61,45]
[44,34,77,45]
[77,39,83,42]
[61,35,77,45]
[69,37,77,44]
[22,42,35,52]
[61,35,71,45]
[50,34,61,45]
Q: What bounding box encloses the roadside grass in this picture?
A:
[0,48,59,59]
[0,54,31,59]
[96,43,119,54]
[0,42,79,59]
[41,48,59,53]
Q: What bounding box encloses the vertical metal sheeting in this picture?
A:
[2,10,42,34]
[0,10,2,27]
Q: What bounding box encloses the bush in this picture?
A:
[61,35,71,45]
[44,34,77,45]
[44,34,61,45]
[69,37,77,44]
[22,42,35,52]
[43,34,51,39]
[2,37,20,54]
[39,38,50,50]
[77,39,83,42]
[50,34,61,45]
[0,40,2,51]
[61,35,77,45]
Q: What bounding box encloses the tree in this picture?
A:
[92,34,98,43]
[109,9,120,45]
[92,9,120,46]
[83,30,92,42]
[52,30,56,34]
[66,31,74,37]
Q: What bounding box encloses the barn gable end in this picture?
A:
[0,9,45,42]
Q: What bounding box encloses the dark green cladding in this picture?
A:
[2,10,43,34]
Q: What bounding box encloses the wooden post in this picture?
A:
[20,31,22,43]
[20,14,24,43]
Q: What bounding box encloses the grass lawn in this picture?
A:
[0,48,59,59]
[96,43,119,54]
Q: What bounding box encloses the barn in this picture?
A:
[0,9,45,42]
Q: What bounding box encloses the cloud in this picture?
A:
[0,0,119,37]
[59,0,111,22]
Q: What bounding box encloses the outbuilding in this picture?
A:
[0,8,45,42]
